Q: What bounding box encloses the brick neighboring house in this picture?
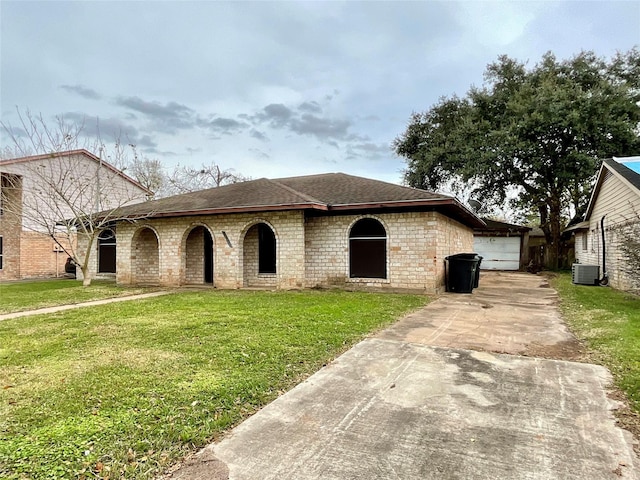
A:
[0,150,150,281]
[567,157,640,291]
[80,173,485,294]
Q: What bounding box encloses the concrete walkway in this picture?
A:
[0,291,171,321]
[165,272,639,480]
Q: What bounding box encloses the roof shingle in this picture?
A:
[112,172,484,228]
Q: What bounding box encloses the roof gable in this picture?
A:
[584,158,640,220]
[0,149,151,195]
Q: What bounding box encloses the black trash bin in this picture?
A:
[445,253,481,293]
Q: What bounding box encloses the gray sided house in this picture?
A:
[80,173,485,294]
[568,158,640,291]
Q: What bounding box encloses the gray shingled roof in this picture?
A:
[604,159,640,192]
[475,218,531,232]
[112,172,485,228]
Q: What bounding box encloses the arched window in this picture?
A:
[98,229,116,273]
[349,218,387,279]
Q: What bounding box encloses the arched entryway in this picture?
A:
[349,217,387,279]
[98,229,117,274]
[184,225,214,285]
[131,227,160,285]
[242,222,277,287]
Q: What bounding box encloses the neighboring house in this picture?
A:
[473,219,531,270]
[79,173,485,294]
[0,149,150,281]
[568,157,640,291]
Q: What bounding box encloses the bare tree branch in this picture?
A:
[1,110,153,286]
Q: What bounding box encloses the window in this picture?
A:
[581,233,588,251]
[98,229,117,273]
[0,236,3,270]
[349,218,387,279]
[258,224,276,274]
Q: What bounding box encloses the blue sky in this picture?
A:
[1,1,639,184]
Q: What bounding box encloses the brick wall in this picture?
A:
[435,214,475,291]
[305,211,473,293]
[0,173,22,280]
[132,227,160,285]
[81,209,473,293]
[18,231,70,278]
[106,211,306,289]
[185,226,206,284]
[242,224,277,288]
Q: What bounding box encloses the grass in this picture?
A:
[0,289,426,479]
[0,279,157,314]
[551,273,640,411]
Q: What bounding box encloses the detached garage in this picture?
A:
[473,219,531,271]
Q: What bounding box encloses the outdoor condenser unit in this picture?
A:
[572,264,600,286]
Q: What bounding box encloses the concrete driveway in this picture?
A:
[166,272,639,480]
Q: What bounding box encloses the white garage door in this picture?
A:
[473,236,521,270]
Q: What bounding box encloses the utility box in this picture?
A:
[572,264,600,285]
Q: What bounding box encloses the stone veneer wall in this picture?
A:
[304,211,473,293]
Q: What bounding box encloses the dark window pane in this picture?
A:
[98,229,116,273]
[258,224,276,274]
[350,218,386,238]
[349,218,387,279]
[350,239,386,278]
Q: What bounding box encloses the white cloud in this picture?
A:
[1,1,638,185]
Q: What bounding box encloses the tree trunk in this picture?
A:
[547,195,562,270]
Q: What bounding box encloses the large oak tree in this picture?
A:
[395,49,640,268]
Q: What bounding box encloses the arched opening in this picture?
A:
[184,225,214,285]
[132,227,159,285]
[349,218,387,279]
[98,229,117,273]
[243,222,277,287]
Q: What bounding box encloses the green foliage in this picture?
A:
[0,290,425,479]
[396,49,640,267]
[552,273,640,410]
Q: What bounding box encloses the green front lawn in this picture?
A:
[0,290,426,479]
[0,280,156,315]
[551,273,640,410]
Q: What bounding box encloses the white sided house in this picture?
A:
[80,173,485,294]
[569,158,640,291]
[0,149,151,280]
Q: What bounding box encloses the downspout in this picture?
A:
[599,215,609,286]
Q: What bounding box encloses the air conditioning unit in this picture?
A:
[572,264,600,285]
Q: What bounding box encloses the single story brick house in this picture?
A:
[80,173,485,293]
